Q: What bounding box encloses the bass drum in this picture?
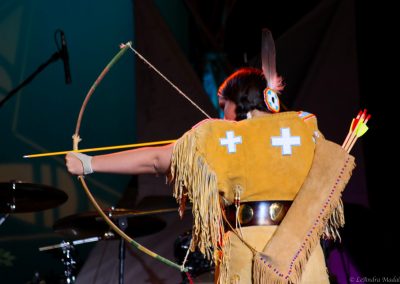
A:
[174,231,215,284]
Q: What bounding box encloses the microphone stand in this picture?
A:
[0,51,61,108]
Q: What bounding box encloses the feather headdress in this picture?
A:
[261,28,284,113]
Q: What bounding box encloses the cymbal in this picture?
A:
[0,181,68,213]
[53,208,167,240]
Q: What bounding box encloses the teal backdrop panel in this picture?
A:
[0,0,136,282]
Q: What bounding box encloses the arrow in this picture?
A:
[342,109,371,153]
[23,139,176,158]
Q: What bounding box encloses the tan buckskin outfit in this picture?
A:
[170,111,355,283]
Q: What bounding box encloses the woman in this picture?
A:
[66,68,334,283]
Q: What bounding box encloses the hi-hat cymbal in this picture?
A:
[53,208,167,240]
[0,181,68,213]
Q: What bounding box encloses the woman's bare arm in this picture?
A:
[65,144,173,176]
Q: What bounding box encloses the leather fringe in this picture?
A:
[170,130,224,262]
[252,140,355,284]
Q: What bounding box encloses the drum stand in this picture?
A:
[60,241,77,284]
[39,237,101,284]
[116,216,128,284]
[50,206,167,283]
[39,241,77,283]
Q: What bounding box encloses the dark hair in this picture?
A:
[218,67,269,121]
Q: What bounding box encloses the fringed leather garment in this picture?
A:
[170,111,355,284]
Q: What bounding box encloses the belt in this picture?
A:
[224,201,292,227]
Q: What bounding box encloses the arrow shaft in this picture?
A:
[24,140,176,158]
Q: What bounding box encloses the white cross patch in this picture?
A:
[220,131,242,153]
[271,127,301,155]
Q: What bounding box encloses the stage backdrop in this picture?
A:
[0,1,135,283]
[1,0,388,283]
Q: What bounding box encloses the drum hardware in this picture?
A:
[52,206,173,284]
[50,198,190,283]
[174,231,215,284]
[59,241,76,284]
[116,213,128,284]
[39,237,100,284]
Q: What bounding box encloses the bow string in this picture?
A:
[72,42,193,272]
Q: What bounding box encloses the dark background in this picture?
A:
[1,0,398,283]
[184,0,399,279]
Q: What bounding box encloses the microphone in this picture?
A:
[60,30,72,84]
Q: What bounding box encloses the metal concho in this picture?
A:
[269,202,285,222]
[238,204,254,224]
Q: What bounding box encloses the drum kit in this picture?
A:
[0,181,214,284]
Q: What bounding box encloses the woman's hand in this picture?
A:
[65,152,84,175]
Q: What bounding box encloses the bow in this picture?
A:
[72,42,197,271]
